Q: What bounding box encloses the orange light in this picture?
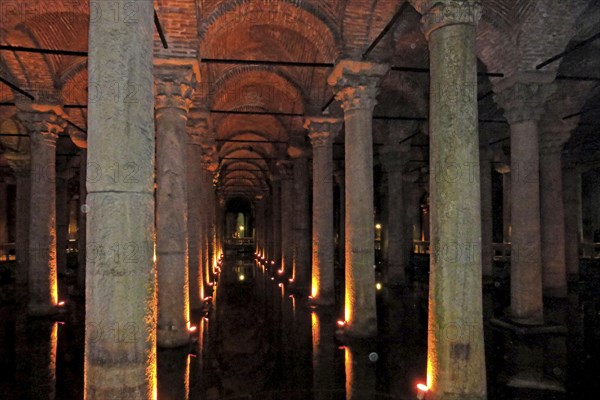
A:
[270,277,275,281]
[58,301,65,306]
[417,384,429,392]
[288,278,294,283]
[271,261,275,265]
[188,325,197,333]
[337,320,346,327]
[277,269,284,275]
[278,283,283,288]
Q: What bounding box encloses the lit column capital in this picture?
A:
[4,151,31,176]
[413,0,482,40]
[327,60,389,112]
[305,117,342,148]
[493,72,557,124]
[188,108,211,146]
[18,106,66,146]
[154,59,199,114]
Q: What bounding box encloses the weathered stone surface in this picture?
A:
[85,2,156,398]
[306,117,341,305]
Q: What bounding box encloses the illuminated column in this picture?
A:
[18,107,65,316]
[155,61,197,347]
[539,127,572,298]
[291,149,311,292]
[380,145,410,286]
[418,1,486,396]
[4,152,30,284]
[563,166,582,278]
[328,60,388,337]
[277,160,294,276]
[86,1,156,396]
[187,110,209,310]
[271,177,282,265]
[201,148,218,283]
[334,167,345,271]
[306,117,341,305]
[494,72,556,324]
[311,310,337,399]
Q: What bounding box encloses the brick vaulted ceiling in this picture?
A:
[0,0,599,196]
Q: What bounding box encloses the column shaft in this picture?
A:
[563,168,582,277]
[155,64,195,347]
[85,2,156,397]
[292,155,311,292]
[422,1,486,397]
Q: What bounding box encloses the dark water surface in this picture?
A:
[1,255,599,399]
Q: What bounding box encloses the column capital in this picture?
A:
[17,106,66,145]
[413,0,482,40]
[276,159,294,180]
[539,133,571,156]
[327,60,389,112]
[305,116,342,148]
[154,60,198,113]
[188,109,212,146]
[493,72,556,124]
[4,151,30,175]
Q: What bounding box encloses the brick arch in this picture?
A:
[199,0,341,60]
[341,0,404,58]
[209,66,306,110]
[214,113,289,144]
[218,131,280,158]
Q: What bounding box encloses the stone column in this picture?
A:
[277,160,294,276]
[18,107,66,316]
[328,60,388,338]
[418,1,486,397]
[305,117,341,305]
[291,150,311,292]
[380,145,410,286]
[5,152,30,285]
[154,61,197,348]
[85,2,156,397]
[200,147,218,285]
[563,166,582,278]
[480,134,494,278]
[539,129,572,298]
[0,179,7,261]
[77,150,87,292]
[56,161,71,278]
[271,177,282,266]
[187,110,209,310]
[494,72,556,324]
[334,167,345,272]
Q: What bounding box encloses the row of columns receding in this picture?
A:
[3,1,583,399]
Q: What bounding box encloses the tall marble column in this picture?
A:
[563,166,582,278]
[0,179,7,260]
[77,150,87,292]
[328,60,388,338]
[305,117,341,305]
[271,177,282,266]
[291,150,311,292]
[380,145,410,286]
[85,2,156,396]
[418,1,486,397]
[277,160,294,276]
[5,152,31,285]
[480,134,494,278]
[187,110,209,310]
[200,146,218,285]
[56,161,72,278]
[18,107,66,316]
[155,61,197,348]
[494,72,556,324]
[334,167,345,272]
[539,128,572,298]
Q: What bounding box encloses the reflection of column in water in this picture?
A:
[290,296,312,393]
[344,343,376,400]
[157,348,189,400]
[312,310,337,399]
[21,320,58,400]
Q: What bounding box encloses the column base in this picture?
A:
[308,295,335,308]
[426,392,486,400]
[336,321,377,341]
[27,302,61,317]
[157,327,191,348]
[543,286,568,298]
[490,317,567,335]
[507,371,566,392]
